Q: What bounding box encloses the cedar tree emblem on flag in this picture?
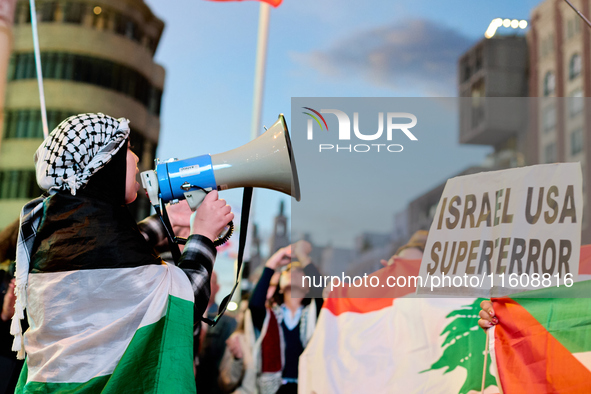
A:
[422,298,497,394]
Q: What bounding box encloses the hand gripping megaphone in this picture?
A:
[141,114,301,211]
[141,114,299,327]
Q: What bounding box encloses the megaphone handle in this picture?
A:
[140,170,160,207]
[184,190,208,211]
[213,221,234,247]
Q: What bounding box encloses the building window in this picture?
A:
[544,142,556,163]
[461,60,471,83]
[543,105,556,133]
[114,14,142,43]
[4,111,17,138]
[13,2,155,52]
[569,53,582,80]
[148,89,162,116]
[15,111,28,138]
[567,17,582,39]
[63,2,86,24]
[39,2,57,22]
[13,2,31,24]
[9,52,162,116]
[470,79,485,128]
[475,47,483,72]
[129,129,146,165]
[571,128,583,156]
[544,71,556,96]
[541,34,555,58]
[2,109,76,139]
[0,170,42,200]
[568,89,584,118]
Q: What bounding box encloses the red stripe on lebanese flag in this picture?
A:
[492,298,591,392]
[324,258,420,316]
[206,0,282,7]
[326,245,591,316]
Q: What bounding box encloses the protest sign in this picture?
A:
[417,163,582,297]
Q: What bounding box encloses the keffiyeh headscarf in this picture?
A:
[35,113,130,195]
[12,113,131,359]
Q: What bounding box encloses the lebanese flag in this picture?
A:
[300,246,591,394]
[206,0,282,7]
[299,259,499,393]
[489,245,591,393]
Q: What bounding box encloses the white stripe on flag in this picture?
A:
[300,298,496,393]
[25,263,193,384]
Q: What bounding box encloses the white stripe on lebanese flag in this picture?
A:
[299,258,499,394]
[24,263,193,384]
[299,297,498,394]
[301,246,591,393]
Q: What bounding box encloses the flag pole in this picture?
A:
[245,2,271,267]
[481,328,490,393]
[250,2,270,141]
[29,0,49,138]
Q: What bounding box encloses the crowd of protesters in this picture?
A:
[0,195,430,394]
[0,111,522,394]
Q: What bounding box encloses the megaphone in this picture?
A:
[141,114,301,211]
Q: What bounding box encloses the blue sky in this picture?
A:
[144,0,543,256]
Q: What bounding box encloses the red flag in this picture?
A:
[489,244,591,393]
[206,0,282,7]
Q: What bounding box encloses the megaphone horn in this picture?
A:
[141,114,301,210]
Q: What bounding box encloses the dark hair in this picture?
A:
[270,284,283,307]
[0,218,20,262]
[269,275,311,308]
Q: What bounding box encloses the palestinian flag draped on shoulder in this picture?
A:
[16,264,196,393]
[13,195,207,394]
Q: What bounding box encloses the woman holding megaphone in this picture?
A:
[11,113,233,393]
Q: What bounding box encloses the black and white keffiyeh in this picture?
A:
[35,113,130,195]
[12,113,130,359]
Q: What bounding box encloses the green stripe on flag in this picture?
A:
[15,367,110,394]
[16,295,195,394]
[510,280,591,354]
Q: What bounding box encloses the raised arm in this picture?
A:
[249,245,292,330]
[137,200,193,250]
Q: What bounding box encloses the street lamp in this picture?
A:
[485,18,528,39]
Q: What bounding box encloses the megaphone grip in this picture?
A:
[213,221,234,247]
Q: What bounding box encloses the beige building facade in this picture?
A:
[0,0,18,151]
[0,0,165,228]
[528,0,591,242]
[457,0,591,243]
